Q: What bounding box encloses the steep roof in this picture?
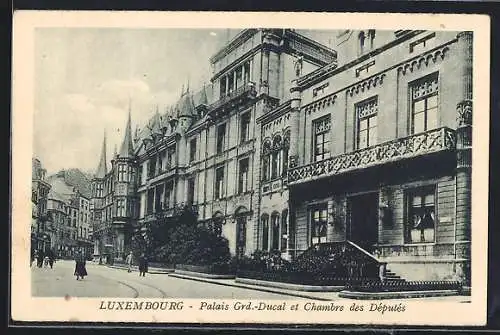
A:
[119,109,134,158]
[95,131,107,178]
[48,169,92,199]
[177,92,196,117]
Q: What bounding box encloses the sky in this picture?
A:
[33,28,335,175]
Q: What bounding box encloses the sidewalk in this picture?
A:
[168,273,472,302]
[105,263,174,274]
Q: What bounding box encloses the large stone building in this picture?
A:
[89,29,472,283]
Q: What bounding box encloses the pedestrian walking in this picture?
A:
[126,251,133,273]
[36,249,44,268]
[74,250,88,280]
[138,253,148,277]
[47,249,56,269]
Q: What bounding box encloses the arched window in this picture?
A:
[260,214,269,251]
[262,140,272,181]
[271,212,280,251]
[283,130,290,176]
[271,136,282,179]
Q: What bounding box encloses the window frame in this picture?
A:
[238,157,250,194]
[309,203,328,245]
[214,165,225,200]
[409,72,439,135]
[405,185,437,244]
[189,138,197,163]
[312,115,331,162]
[240,111,251,144]
[355,96,379,150]
[216,123,226,154]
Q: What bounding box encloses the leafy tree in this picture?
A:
[131,205,231,266]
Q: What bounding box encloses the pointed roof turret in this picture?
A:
[113,144,118,159]
[95,130,107,178]
[119,107,134,158]
[177,91,196,118]
[198,83,208,106]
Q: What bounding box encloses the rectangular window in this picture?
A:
[164,182,173,209]
[244,61,251,83]
[216,124,226,154]
[406,186,436,243]
[146,189,154,215]
[158,150,166,173]
[240,112,251,143]
[356,96,378,149]
[310,204,328,245]
[167,145,176,169]
[148,158,156,179]
[189,138,197,163]
[155,184,164,212]
[313,115,331,162]
[238,158,249,194]
[220,76,227,98]
[118,164,126,182]
[187,177,195,205]
[410,73,439,134]
[117,199,125,217]
[215,166,225,199]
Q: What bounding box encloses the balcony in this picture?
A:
[288,127,456,185]
[209,81,257,114]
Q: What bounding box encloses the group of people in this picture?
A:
[32,249,56,269]
[126,251,149,276]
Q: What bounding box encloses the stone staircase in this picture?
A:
[384,268,406,282]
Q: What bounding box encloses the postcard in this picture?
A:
[11,11,490,326]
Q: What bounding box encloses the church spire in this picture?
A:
[95,130,107,178]
[119,105,134,158]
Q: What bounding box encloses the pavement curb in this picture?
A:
[105,265,174,274]
[338,289,461,300]
[174,269,235,279]
[168,273,333,301]
[235,277,344,292]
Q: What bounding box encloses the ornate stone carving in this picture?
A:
[304,94,337,114]
[397,46,450,76]
[289,155,299,169]
[347,74,386,97]
[288,127,456,185]
[457,99,473,127]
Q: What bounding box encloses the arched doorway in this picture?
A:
[234,206,250,259]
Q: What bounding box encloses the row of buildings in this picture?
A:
[89,29,472,284]
[32,159,93,258]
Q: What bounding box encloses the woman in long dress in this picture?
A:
[74,250,88,280]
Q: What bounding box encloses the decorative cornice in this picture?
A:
[257,99,289,124]
[303,94,337,115]
[347,73,386,97]
[210,29,259,64]
[397,45,450,76]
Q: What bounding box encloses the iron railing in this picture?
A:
[209,81,257,112]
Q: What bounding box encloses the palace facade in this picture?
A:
[89,29,472,283]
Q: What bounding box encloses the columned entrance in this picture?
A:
[347,192,379,252]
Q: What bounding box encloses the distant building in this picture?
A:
[31,158,51,254]
[46,170,93,257]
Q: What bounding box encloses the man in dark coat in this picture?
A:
[138,253,148,277]
[46,249,56,269]
[74,250,88,280]
[36,249,44,268]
